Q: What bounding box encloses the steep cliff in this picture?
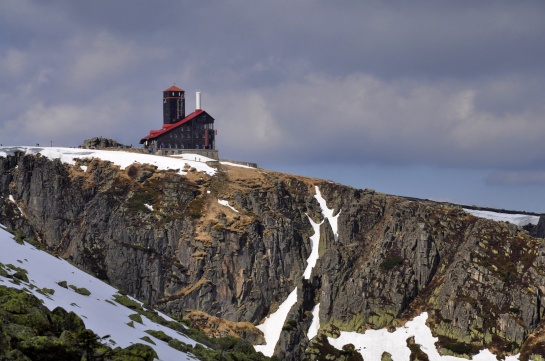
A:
[1,149,545,360]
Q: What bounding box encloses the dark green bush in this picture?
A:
[68,285,91,296]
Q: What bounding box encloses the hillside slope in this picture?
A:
[0,223,274,360]
[1,147,545,360]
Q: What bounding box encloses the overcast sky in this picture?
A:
[1,1,545,212]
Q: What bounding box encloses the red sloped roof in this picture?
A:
[140,109,205,142]
[164,85,184,92]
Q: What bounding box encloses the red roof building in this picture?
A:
[140,86,216,154]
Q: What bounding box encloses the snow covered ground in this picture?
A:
[464,208,540,226]
[328,312,529,361]
[0,146,216,176]
[0,227,199,361]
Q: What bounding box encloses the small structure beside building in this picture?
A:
[140,85,218,160]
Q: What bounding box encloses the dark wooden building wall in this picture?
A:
[163,91,185,124]
[155,113,215,150]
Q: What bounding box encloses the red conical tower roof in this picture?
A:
[164,85,184,92]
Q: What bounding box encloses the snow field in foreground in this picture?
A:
[0,227,198,361]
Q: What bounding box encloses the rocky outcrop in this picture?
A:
[81,137,127,149]
[1,152,545,360]
[536,216,545,238]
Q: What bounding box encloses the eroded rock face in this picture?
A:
[1,152,545,360]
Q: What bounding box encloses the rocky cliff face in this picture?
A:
[1,151,545,360]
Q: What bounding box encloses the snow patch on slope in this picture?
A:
[303,216,321,279]
[464,209,540,226]
[308,303,321,340]
[254,287,298,357]
[0,227,198,361]
[218,199,239,213]
[170,153,216,163]
[0,146,216,176]
[219,161,254,169]
[314,186,340,240]
[328,312,528,361]
[8,195,24,215]
[304,186,341,280]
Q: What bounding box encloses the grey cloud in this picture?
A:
[1,0,545,170]
[209,73,545,169]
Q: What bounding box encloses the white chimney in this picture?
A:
[196,91,201,110]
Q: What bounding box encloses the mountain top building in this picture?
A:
[140,85,218,160]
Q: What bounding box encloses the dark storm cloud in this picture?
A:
[1,0,545,172]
